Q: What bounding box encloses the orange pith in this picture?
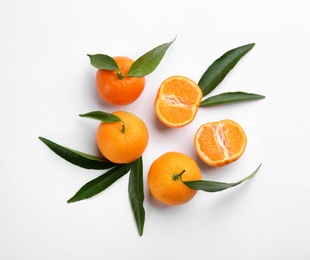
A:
[96,111,149,164]
[194,119,247,167]
[147,152,202,206]
[154,76,202,128]
[96,56,145,105]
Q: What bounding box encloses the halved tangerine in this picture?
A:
[154,75,202,128]
[194,119,247,167]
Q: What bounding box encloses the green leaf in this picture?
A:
[87,54,119,70]
[128,157,145,236]
[198,43,255,96]
[39,136,116,170]
[200,91,265,107]
[183,163,262,192]
[79,111,122,123]
[67,164,131,203]
[127,37,176,77]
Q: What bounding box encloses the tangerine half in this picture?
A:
[194,119,247,167]
[154,75,202,128]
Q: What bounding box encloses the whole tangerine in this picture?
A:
[96,111,149,164]
[96,56,145,105]
[147,152,202,206]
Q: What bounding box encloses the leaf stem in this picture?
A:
[116,71,124,80]
[172,169,186,181]
[121,121,126,133]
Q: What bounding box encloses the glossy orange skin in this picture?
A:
[96,111,149,164]
[96,56,145,105]
[148,152,202,206]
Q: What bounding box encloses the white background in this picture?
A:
[1,0,310,259]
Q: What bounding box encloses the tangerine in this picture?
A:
[154,75,202,128]
[96,56,145,105]
[147,152,202,206]
[96,111,149,164]
[194,119,247,167]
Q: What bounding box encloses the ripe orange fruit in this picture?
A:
[148,152,202,206]
[96,111,149,164]
[96,56,145,105]
[194,119,247,167]
[154,75,202,128]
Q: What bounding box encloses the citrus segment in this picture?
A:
[154,76,202,128]
[96,56,145,105]
[147,152,202,206]
[194,119,247,167]
[96,111,149,164]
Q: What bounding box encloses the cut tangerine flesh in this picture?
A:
[155,76,202,128]
[194,119,247,167]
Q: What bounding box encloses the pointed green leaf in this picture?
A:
[39,136,116,170]
[87,54,119,70]
[183,163,261,192]
[67,164,131,203]
[200,91,265,107]
[198,43,255,96]
[79,111,122,123]
[127,37,176,77]
[128,157,145,236]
